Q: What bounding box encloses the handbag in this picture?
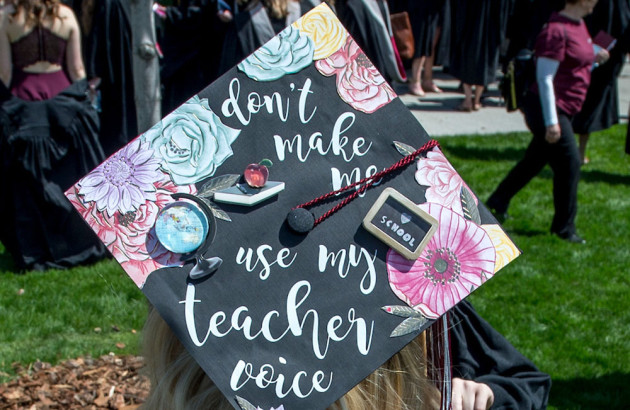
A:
[390,11,415,60]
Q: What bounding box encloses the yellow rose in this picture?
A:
[481,224,521,273]
[293,4,347,60]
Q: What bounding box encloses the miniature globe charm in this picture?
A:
[155,201,209,254]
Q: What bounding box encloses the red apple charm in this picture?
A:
[244,159,272,188]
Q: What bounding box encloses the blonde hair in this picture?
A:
[236,0,335,20]
[141,306,440,410]
[264,0,288,19]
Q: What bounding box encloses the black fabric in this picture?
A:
[0,80,108,271]
[432,0,451,68]
[80,0,137,156]
[218,1,282,77]
[488,93,581,237]
[299,0,319,15]
[159,0,227,114]
[406,0,444,58]
[218,0,322,78]
[572,0,630,134]
[387,0,451,65]
[450,300,552,409]
[448,0,507,86]
[504,0,561,65]
[337,0,400,82]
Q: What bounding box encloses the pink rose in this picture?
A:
[316,36,396,113]
[415,148,477,216]
[386,203,495,319]
[68,175,196,287]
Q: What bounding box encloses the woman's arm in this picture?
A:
[450,301,552,409]
[536,56,561,143]
[0,9,12,87]
[63,6,86,81]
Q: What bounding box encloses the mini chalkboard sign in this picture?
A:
[363,188,438,260]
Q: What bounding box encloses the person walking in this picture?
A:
[487,0,608,244]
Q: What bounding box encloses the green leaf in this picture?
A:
[259,158,274,167]
[393,141,416,157]
[390,316,428,338]
[197,174,241,198]
[381,305,424,318]
[461,187,481,224]
[235,395,258,410]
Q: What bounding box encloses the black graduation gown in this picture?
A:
[337,0,406,83]
[450,301,552,409]
[80,0,138,157]
[448,0,505,86]
[504,0,562,67]
[572,0,630,134]
[0,81,108,271]
[433,0,451,68]
[406,0,445,58]
[388,0,451,67]
[159,0,227,114]
[218,0,322,77]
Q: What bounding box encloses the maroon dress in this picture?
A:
[0,26,107,270]
[10,25,71,101]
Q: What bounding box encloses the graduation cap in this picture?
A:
[65,5,520,409]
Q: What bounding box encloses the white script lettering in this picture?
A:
[318,245,378,294]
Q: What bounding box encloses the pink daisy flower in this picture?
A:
[386,203,496,319]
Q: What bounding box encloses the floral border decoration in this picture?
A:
[316,36,396,114]
[291,4,348,60]
[143,95,240,186]
[68,95,241,288]
[383,145,520,337]
[70,172,195,288]
[238,4,395,115]
[238,25,314,82]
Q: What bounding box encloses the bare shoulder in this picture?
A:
[57,3,80,24]
[53,4,80,36]
[57,3,75,17]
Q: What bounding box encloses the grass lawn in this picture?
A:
[1,124,628,408]
[0,257,145,381]
[441,124,630,409]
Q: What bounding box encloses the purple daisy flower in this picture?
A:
[79,139,163,216]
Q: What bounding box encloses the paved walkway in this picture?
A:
[396,64,630,137]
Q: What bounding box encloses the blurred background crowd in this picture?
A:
[0,0,629,270]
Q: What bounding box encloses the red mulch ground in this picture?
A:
[0,355,149,409]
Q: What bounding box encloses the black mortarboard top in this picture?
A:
[66,5,520,409]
